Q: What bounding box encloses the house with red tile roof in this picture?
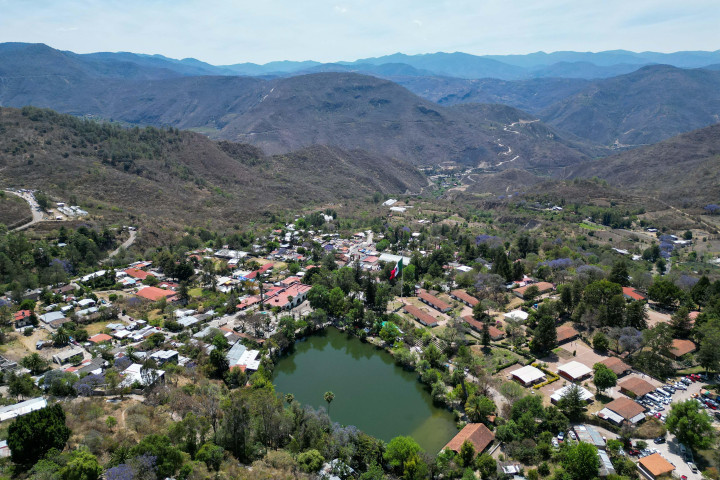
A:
[443,423,494,455]
[13,310,33,328]
[461,316,504,340]
[136,287,178,302]
[599,357,631,377]
[450,289,480,307]
[556,324,580,344]
[669,339,696,359]
[88,333,112,344]
[513,282,554,299]
[622,287,646,301]
[124,268,153,280]
[637,453,674,479]
[404,305,439,327]
[417,289,452,313]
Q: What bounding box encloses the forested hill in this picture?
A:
[0,107,426,235]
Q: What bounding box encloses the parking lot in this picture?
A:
[630,375,713,480]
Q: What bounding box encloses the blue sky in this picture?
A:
[0,0,718,64]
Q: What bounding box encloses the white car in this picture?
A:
[569,431,577,440]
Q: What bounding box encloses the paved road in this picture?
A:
[6,190,45,230]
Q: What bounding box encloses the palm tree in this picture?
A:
[324,391,335,416]
[53,327,70,347]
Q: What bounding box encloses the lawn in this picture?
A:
[471,345,521,372]
[188,287,203,298]
[578,222,604,231]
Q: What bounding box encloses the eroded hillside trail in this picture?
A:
[6,190,44,230]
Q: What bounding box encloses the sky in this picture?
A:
[0,0,718,65]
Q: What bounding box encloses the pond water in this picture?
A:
[272,328,458,454]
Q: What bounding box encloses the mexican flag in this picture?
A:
[389,258,404,280]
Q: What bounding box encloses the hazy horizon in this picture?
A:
[1,0,718,64]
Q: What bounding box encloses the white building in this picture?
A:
[0,397,47,422]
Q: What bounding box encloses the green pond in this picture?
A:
[273,328,458,454]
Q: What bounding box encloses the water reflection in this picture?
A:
[273,328,457,453]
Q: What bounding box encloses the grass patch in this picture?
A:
[677,366,707,375]
[188,288,203,298]
[635,418,667,439]
[578,222,604,231]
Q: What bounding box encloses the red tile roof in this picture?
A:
[599,356,631,376]
[89,333,112,343]
[14,310,32,322]
[461,316,504,339]
[556,324,579,343]
[618,377,656,397]
[450,290,480,307]
[125,267,152,280]
[136,286,177,302]
[417,289,452,312]
[670,339,696,358]
[638,453,675,477]
[604,397,645,420]
[443,423,494,454]
[622,287,646,301]
[404,304,439,327]
[513,282,555,297]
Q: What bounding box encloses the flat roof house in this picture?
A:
[511,365,546,387]
[557,361,593,382]
[551,384,594,405]
[0,397,48,422]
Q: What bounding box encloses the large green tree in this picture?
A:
[8,404,71,465]
[531,315,557,354]
[593,363,617,395]
[562,441,599,480]
[666,400,714,451]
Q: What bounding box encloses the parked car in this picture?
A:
[552,438,559,448]
[654,436,666,444]
[688,462,698,473]
[569,431,577,440]
[558,432,564,442]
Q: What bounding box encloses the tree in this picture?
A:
[698,318,720,372]
[562,442,599,480]
[9,373,35,399]
[624,300,648,330]
[298,449,325,473]
[464,394,495,423]
[648,278,683,309]
[666,400,714,451]
[8,404,71,465]
[531,315,557,354]
[670,307,692,339]
[499,381,526,404]
[61,448,102,480]
[458,440,476,467]
[557,384,585,422]
[196,442,224,471]
[592,331,609,353]
[130,434,183,479]
[608,260,630,286]
[476,453,497,479]
[385,436,423,475]
[324,391,335,416]
[593,363,617,395]
[53,327,70,347]
[21,353,49,375]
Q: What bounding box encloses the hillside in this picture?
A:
[0,49,598,171]
[565,122,720,204]
[540,65,720,146]
[0,107,426,234]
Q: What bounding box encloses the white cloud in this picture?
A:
[412,19,422,27]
